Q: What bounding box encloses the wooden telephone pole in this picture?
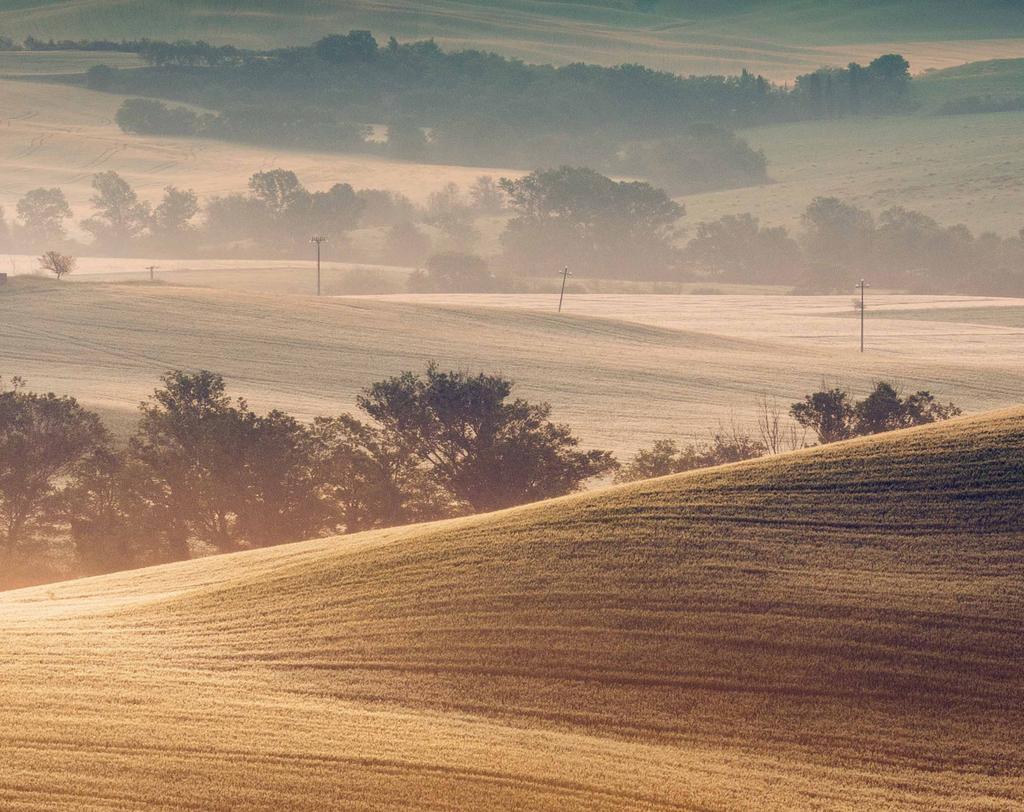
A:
[557,266,572,313]
[855,278,869,352]
[310,235,327,296]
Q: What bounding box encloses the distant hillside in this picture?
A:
[3,279,1021,453]
[915,57,1024,111]
[3,1,1024,78]
[0,407,1021,808]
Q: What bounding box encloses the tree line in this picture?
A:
[1,369,962,589]
[0,166,687,280]
[687,198,1024,295]
[0,367,616,588]
[7,165,1023,295]
[44,33,916,190]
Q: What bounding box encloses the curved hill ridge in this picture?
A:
[1,408,1022,809]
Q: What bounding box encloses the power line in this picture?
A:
[310,236,327,296]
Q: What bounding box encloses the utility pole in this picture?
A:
[855,278,869,352]
[146,265,158,282]
[310,236,327,296]
[557,265,572,313]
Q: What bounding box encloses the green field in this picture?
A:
[0,406,1020,808]
[0,50,143,75]
[2,1,1024,79]
[915,58,1024,109]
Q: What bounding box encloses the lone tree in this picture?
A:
[357,364,618,512]
[39,250,76,280]
[0,377,110,552]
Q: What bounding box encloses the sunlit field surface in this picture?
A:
[2,278,1023,454]
[0,409,1021,809]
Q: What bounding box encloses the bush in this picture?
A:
[116,98,204,136]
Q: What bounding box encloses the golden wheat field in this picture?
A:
[0,408,1021,809]
[3,278,1024,454]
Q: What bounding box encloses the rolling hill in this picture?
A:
[3,1,1024,79]
[0,75,517,234]
[3,278,1023,454]
[0,406,1021,808]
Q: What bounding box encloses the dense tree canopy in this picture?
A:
[500,167,684,278]
[357,365,618,512]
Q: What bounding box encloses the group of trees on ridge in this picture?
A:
[615,382,961,482]
[8,164,1024,296]
[1,370,961,589]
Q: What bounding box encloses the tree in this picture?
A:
[500,167,683,279]
[314,31,378,64]
[799,197,874,288]
[356,189,416,227]
[16,188,72,246]
[408,252,495,292]
[423,182,479,250]
[303,182,365,237]
[618,125,768,194]
[386,118,428,160]
[0,378,110,552]
[615,429,766,484]
[62,449,178,574]
[755,394,807,455]
[116,98,203,136]
[130,371,328,552]
[685,214,803,284]
[234,410,325,547]
[791,382,962,445]
[81,171,151,252]
[130,370,251,552]
[357,365,617,512]
[38,250,76,280]
[854,382,962,435]
[313,413,442,532]
[790,387,856,444]
[383,221,432,266]
[151,186,199,246]
[248,169,306,217]
[468,176,506,214]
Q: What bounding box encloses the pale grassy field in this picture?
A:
[2,1,1024,79]
[2,278,1023,455]
[0,408,1021,809]
[683,110,1024,235]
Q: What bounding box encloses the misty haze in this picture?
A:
[0,2,1023,810]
